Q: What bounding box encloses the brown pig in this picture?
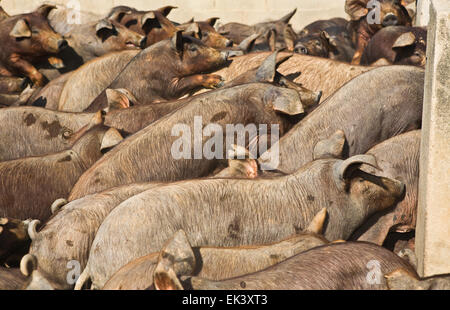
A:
[352,130,420,245]
[47,4,101,36]
[0,107,103,161]
[59,32,228,112]
[107,5,178,47]
[0,5,68,86]
[0,267,28,290]
[178,18,233,49]
[361,26,427,67]
[0,218,30,267]
[0,125,123,222]
[154,242,417,290]
[297,17,349,38]
[75,154,405,289]
[103,215,329,290]
[345,0,412,64]
[0,76,28,94]
[385,268,450,290]
[25,72,72,109]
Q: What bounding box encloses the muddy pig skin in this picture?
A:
[0,5,68,87]
[156,242,417,290]
[103,226,328,290]
[77,154,405,289]
[352,130,420,245]
[68,83,308,200]
[0,126,122,222]
[23,183,160,290]
[258,66,424,174]
[0,107,102,162]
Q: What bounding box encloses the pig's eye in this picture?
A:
[189,45,198,52]
[32,29,39,34]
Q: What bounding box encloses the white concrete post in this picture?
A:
[416,0,431,26]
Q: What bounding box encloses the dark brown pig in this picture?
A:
[345,0,412,64]
[210,52,372,100]
[103,216,328,290]
[361,26,427,67]
[297,17,349,38]
[352,130,420,245]
[0,218,30,267]
[22,183,161,290]
[75,154,405,289]
[0,267,28,290]
[257,66,424,174]
[59,32,228,112]
[0,107,103,161]
[0,5,68,86]
[178,18,233,49]
[107,5,178,47]
[68,83,310,200]
[154,242,416,290]
[0,125,123,222]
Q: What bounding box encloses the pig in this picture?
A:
[352,130,420,245]
[0,218,30,267]
[0,107,103,161]
[0,267,28,290]
[46,4,101,36]
[0,6,9,21]
[361,26,427,68]
[59,32,228,112]
[75,154,406,289]
[0,125,123,222]
[103,215,328,290]
[68,83,313,200]
[25,72,72,109]
[385,268,450,290]
[178,18,233,49]
[257,66,424,174]
[0,76,28,94]
[297,17,349,39]
[210,52,372,100]
[154,242,417,290]
[345,0,412,64]
[22,183,161,290]
[0,5,68,87]
[107,5,178,47]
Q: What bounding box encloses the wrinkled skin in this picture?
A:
[345,0,412,64]
[59,34,228,112]
[104,232,328,290]
[68,83,308,200]
[0,267,28,290]
[78,155,405,289]
[258,66,424,174]
[0,218,30,267]
[107,5,178,47]
[361,26,427,67]
[159,242,416,290]
[0,5,68,87]
[0,126,119,222]
[0,107,102,162]
[211,52,371,100]
[178,19,233,49]
[25,183,159,290]
[352,130,420,245]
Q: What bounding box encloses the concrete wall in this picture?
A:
[0,0,348,31]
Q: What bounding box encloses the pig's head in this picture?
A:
[94,19,147,51]
[0,218,31,266]
[20,253,56,290]
[294,31,336,58]
[390,28,427,67]
[181,18,233,49]
[346,0,411,30]
[7,5,68,56]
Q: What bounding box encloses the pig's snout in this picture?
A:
[382,13,398,27]
[139,37,147,49]
[57,39,68,51]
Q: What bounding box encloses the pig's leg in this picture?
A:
[172,74,224,96]
[8,54,47,87]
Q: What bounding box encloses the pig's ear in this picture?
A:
[96,19,115,40]
[153,261,184,290]
[256,51,279,83]
[172,30,185,54]
[36,4,57,18]
[306,208,327,234]
[205,17,220,27]
[100,128,123,152]
[321,30,338,48]
[156,6,178,17]
[238,33,260,53]
[10,19,31,38]
[272,89,305,115]
[278,8,297,24]
[392,32,416,49]
[183,22,200,38]
[104,89,135,112]
[141,11,156,26]
[345,0,369,21]
[334,155,381,185]
[20,254,38,276]
[284,25,297,51]
[108,8,132,23]
[0,6,10,19]
[313,130,347,160]
[385,269,423,290]
[158,230,196,277]
[267,29,277,52]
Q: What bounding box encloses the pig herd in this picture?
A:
[0,0,448,291]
